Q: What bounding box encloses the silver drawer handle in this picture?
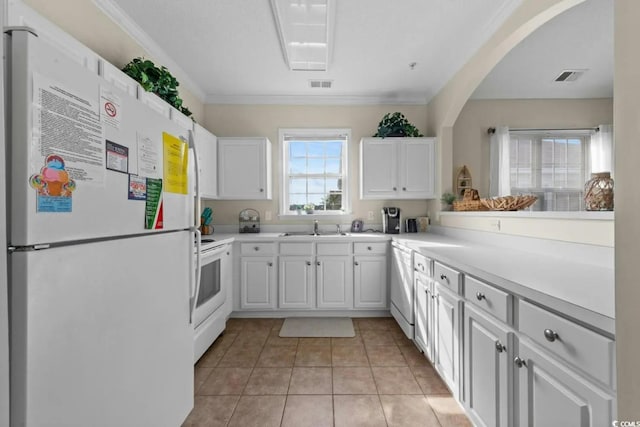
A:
[495,340,506,353]
[417,263,424,270]
[544,329,559,342]
[440,274,449,283]
[514,356,527,368]
[476,292,486,301]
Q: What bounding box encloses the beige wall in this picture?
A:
[614,0,640,419]
[453,98,613,197]
[203,104,430,226]
[427,0,585,216]
[22,0,205,122]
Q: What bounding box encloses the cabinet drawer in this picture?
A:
[240,242,277,255]
[518,299,615,388]
[464,276,511,323]
[279,242,313,255]
[434,262,461,293]
[317,242,351,255]
[413,253,431,276]
[354,242,387,254]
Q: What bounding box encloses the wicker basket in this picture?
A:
[480,195,537,211]
[453,188,489,211]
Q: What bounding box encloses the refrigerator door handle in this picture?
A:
[189,129,202,231]
[191,228,202,324]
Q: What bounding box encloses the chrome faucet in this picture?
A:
[336,224,342,234]
[313,220,319,235]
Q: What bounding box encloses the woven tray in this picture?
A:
[480,195,537,211]
[452,200,489,211]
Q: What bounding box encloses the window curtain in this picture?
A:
[590,124,614,177]
[489,125,511,197]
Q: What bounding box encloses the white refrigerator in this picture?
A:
[6,29,195,426]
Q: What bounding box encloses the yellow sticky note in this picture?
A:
[162,132,188,194]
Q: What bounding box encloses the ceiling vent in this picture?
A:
[309,79,332,88]
[554,69,587,82]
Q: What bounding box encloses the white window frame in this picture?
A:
[279,128,351,219]
[510,130,590,211]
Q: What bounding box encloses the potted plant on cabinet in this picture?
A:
[121,57,193,118]
[373,112,424,138]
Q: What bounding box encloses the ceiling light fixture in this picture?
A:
[270,0,335,71]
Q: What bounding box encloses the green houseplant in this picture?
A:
[121,58,193,118]
[373,112,423,138]
[441,192,457,210]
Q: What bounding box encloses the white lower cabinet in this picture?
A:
[316,256,353,309]
[515,339,616,426]
[433,281,461,399]
[463,304,512,427]
[278,256,314,309]
[353,255,387,308]
[240,256,276,309]
[413,267,433,359]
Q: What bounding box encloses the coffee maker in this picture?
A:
[381,207,401,234]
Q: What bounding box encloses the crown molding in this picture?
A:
[91,0,206,102]
[205,93,430,106]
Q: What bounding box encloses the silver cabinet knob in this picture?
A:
[267,262,273,267]
[514,356,527,368]
[226,252,230,256]
[476,292,486,301]
[259,188,264,192]
[440,274,448,283]
[495,340,506,353]
[316,261,321,266]
[367,246,372,251]
[306,261,311,266]
[354,261,359,266]
[544,329,559,342]
[254,246,259,251]
[393,187,397,191]
[402,187,407,191]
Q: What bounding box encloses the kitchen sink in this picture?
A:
[279,231,350,237]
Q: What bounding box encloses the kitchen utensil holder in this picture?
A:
[239,209,260,233]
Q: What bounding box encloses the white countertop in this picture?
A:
[393,234,615,334]
[202,230,615,334]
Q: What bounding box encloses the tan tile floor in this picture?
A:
[183,317,472,427]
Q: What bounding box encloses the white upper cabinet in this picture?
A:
[360,137,436,199]
[218,137,272,200]
[193,124,218,200]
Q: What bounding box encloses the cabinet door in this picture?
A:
[194,124,217,200]
[218,138,270,199]
[414,273,435,361]
[434,282,461,398]
[353,255,388,309]
[279,256,314,309]
[316,256,353,309]
[398,138,436,199]
[360,138,398,199]
[464,305,511,427]
[240,256,276,309]
[516,339,615,427]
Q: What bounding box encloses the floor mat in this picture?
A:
[279,317,355,337]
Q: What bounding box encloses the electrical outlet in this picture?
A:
[367,211,374,220]
[265,210,272,221]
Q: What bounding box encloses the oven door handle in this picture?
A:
[191,228,202,324]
